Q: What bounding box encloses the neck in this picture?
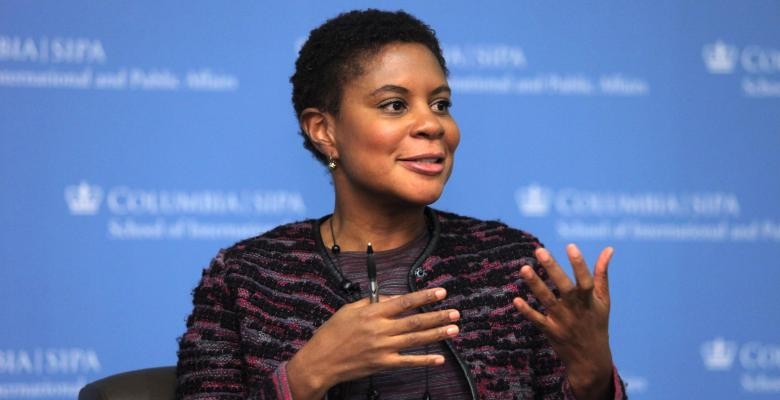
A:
[324,194,428,253]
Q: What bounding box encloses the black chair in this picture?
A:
[78,366,176,400]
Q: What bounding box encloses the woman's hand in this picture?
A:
[512,245,615,400]
[287,288,460,400]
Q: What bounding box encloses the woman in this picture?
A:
[177,9,625,400]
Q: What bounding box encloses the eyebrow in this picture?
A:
[370,84,451,97]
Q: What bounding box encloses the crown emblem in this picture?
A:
[702,40,738,74]
[65,181,103,215]
[701,337,737,371]
[515,184,552,217]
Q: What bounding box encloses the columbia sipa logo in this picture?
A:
[701,337,738,371]
[65,181,103,215]
[514,184,552,217]
[703,40,738,74]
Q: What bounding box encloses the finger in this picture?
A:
[566,244,594,291]
[512,296,548,327]
[386,353,446,369]
[390,309,460,335]
[534,248,574,293]
[343,297,371,310]
[388,323,459,350]
[519,265,558,308]
[593,246,614,302]
[377,288,447,317]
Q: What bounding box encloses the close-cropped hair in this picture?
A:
[290,9,448,165]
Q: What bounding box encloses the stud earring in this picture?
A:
[327,155,337,170]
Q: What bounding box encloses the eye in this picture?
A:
[431,99,452,113]
[379,100,407,114]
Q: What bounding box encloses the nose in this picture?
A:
[411,107,445,140]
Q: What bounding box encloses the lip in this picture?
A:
[398,153,446,176]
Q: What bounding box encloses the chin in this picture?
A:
[404,188,445,207]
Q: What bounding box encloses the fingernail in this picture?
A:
[520,265,532,277]
[449,310,460,321]
[536,248,548,261]
[434,289,446,299]
[446,325,459,336]
[433,356,445,365]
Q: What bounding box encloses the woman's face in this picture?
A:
[330,42,460,208]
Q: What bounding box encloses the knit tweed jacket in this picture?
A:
[176,208,626,400]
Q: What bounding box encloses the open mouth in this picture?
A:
[398,155,446,175]
[405,157,443,164]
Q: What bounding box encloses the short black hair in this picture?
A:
[290,9,448,165]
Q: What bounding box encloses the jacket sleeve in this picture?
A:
[561,367,627,400]
[175,250,295,400]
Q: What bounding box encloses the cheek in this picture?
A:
[339,121,402,166]
[447,123,461,152]
[357,124,406,155]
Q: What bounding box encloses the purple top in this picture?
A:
[333,230,470,399]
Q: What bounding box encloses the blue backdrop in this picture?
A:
[2,1,779,399]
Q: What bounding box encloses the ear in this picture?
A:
[300,107,338,159]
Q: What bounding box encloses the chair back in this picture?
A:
[78,366,176,400]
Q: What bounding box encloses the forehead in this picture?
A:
[345,42,447,93]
